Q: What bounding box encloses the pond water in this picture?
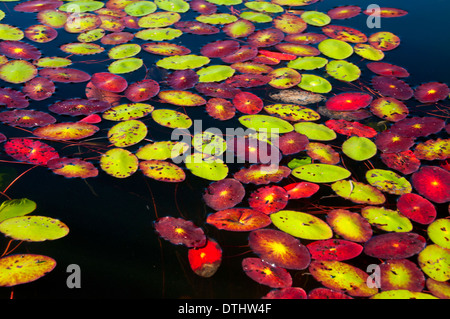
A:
[0,0,448,300]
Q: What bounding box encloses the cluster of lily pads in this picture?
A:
[0,0,448,298]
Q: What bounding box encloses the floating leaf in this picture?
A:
[124,1,157,16]
[326,60,361,82]
[0,23,24,41]
[49,98,110,116]
[0,109,56,128]
[361,206,413,232]
[4,138,59,165]
[264,287,308,299]
[22,77,55,101]
[197,65,235,83]
[247,28,284,48]
[47,157,98,178]
[0,60,37,83]
[427,219,450,249]
[298,74,332,93]
[308,288,353,299]
[0,216,69,242]
[366,169,412,195]
[326,209,373,243]
[389,116,445,138]
[238,114,294,133]
[193,131,227,156]
[188,238,222,278]
[107,43,141,60]
[124,79,160,102]
[152,109,192,129]
[364,232,426,259]
[368,31,400,51]
[154,216,206,248]
[158,90,206,106]
[294,122,336,141]
[166,70,198,90]
[318,39,353,59]
[233,91,263,115]
[142,42,190,56]
[381,150,421,175]
[248,185,289,214]
[196,13,238,25]
[332,180,386,205]
[103,103,154,121]
[301,11,330,26]
[287,56,328,71]
[222,19,255,38]
[108,57,143,74]
[325,119,377,138]
[275,43,320,57]
[0,198,36,223]
[283,182,319,199]
[33,122,99,141]
[39,67,90,83]
[307,239,363,261]
[292,164,350,183]
[411,166,450,203]
[157,54,210,70]
[309,260,378,297]
[0,254,56,287]
[249,229,311,270]
[140,160,185,182]
[370,97,409,122]
[354,43,384,61]
[397,193,436,225]
[136,141,189,161]
[371,290,437,299]
[375,130,415,153]
[366,62,409,77]
[279,132,309,155]
[233,164,290,185]
[414,138,450,161]
[379,259,425,292]
[271,210,333,240]
[0,40,41,60]
[202,178,245,211]
[138,11,181,28]
[418,244,450,282]
[342,136,377,161]
[264,104,320,122]
[185,153,228,181]
[100,148,138,178]
[414,82,450,103]
[371,76,413,100]
[60,42,104,55]
[205,97,236,120]
[322,25,367,43]
[107,120,147,147]
[206,208,271,232]
[242,257,292,288]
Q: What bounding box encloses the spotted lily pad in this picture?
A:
[140,160,185,182]
[102,103,154,121]
[418,244,450,282]
[33,122,99,141]
[365,169,412,195]
[107,119,147,147]
[206,208,271,232]
[0,215,69,242]
[154,216,206,248]
[364,232,426,259]
[0,254,56,287]
[331,180,386,205]
[427,219,450,249]
[4,138,59,165]
[362,206,413,232]
[326,209,373,243]
[99,148,139,178]
[264,104,320,122]
[185,153,228,181]
[151,109,192,129]
[47,157,98,179]
[307,239,363,261]
[233,164,291,185]
[292,164,350,183]
[271,210,333,240]
[242,257,292,288]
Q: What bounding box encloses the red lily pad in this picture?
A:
[414,82,450,103]
[371,76,413,100]
[325,92,373,111]
[306,142,340,164]
[232,91,263,114]
[397,193,437,225]
[174,21,220,35]
[0,88,29,109]
[234,164,290,185]
[195,82,242,99]
[230,137,281,165]
[221,46,258,64]
[284,32,327,44]
[191,0,217,15]
[124,79,159,102]
[363,7,408,18]
[368,31,400,51]
[411,166,450,203]
[200,40,240,58]
[101,31,134,45]
[14,0,63,12]
[259,50,297,61]
[375,130,415,153]
[322,25,367,43]
[39,67,91,83]
[327,5,361,19]
[379,259,425,292]
[154,216,206,248]
[242,257,292,288]
[278,131,309,155]
[249,229,311,270]
[22,77,55,101]
[47,157,98,178]
[85,82,121,106]
[202,178,245,211]
[188,238,222,278]
[283,182,319,199]
[166,70,199,90]
[33,122,99,141]
[364,232,426,259]
[0,40,41,60]
[325,119,377,138]
[308,288,353,299]
[273,13,307,34]
[370,97,409,122]
[90,72,128,93]
[263,287,307,299]
[205,97,236,121]
[49,98,110,116]
[306,239,363,261]
[24,24,58,43]
[0,109,56,128]
[248,185,289,214]
[389,116,445,138]
[206,208,272,232]
[275,43,320,56]
[366,62,410,77]
[247,28,285,48]
[4,138,59,165]
[225,74,272,88]
[380,150,421,175]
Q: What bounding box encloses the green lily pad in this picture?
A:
[264,104,320,122]
[318,39,353,60]
[60,42,104,55]
[196,13,238,25]
[124,1,157,16]
[151,109,192,129]
[0,23,24,41]
[294,122,336,141]
[244,1,283,13]
[371,290,438,299]
[418,244,450,282]
[298,74,332,93]
[107,120,147,147]
[197,65,235,82]
[271,210,333,240]
[292,164,351,183]
[0,216,69,242]
[0,198,36,223]
[0,60,37,84]
[267,67,302,89]
[427,219,450,249]
[365,169,412,195]
[135,27,182,41]
[192,132,227,156]
[326,60,361,82]
[155,0,190,12]
[156,54,210,70]
[138,11,181,28]
[77,28,105,43]
[332,180,386,205]
[354,43,384,61]
[326,209,373,243]
[239,11,272,23]
[59,1,104,12]
[206,0,242,5]
[361,206,413,232]
[140,160,186,182]
[342,136,377,161]
[108,43,141,59]
[287,56,328,70]
[239,114,294,133]
[309,260,378,297]
[100,148,139,178]
[0,254,56,287]
[34,57,72,68]
[136,141,189,161]
[301,11,331,26]
[185,153,228,181]
[102,103,154,121]
[108,58,143,74]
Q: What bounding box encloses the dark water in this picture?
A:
[0,0,448,300]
